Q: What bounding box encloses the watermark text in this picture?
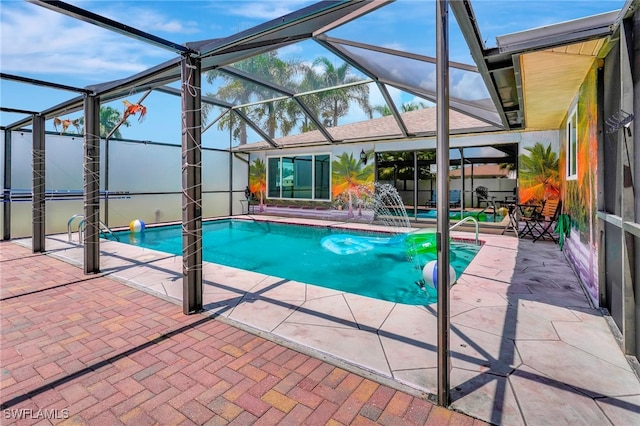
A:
[3,408,69,420]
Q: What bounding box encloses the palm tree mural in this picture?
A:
[331,151,374,217]
[518,142,560,204]
[562,68,598,242]
[248,158,267,212]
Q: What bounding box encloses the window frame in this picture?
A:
[566,104,578,180]
[266,152,332,201]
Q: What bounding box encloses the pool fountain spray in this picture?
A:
[364,183,434,295]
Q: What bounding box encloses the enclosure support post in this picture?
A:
[413,151,418,218]
[436,0,451,407]
[3,131,11,240]
[459,149,466,213]
[84,95,101,273]
[470,164,475,207]
[229,119,234,216]
[181,54,203,315]
[104,138,109,226]
[32,114,46,253]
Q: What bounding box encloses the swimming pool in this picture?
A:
[116,220,481,305]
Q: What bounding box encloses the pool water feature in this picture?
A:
[117,220,480,305]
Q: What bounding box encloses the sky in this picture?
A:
[0,0,627,145]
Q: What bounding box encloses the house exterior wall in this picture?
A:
[559,63,600,306]
[249,130,558,212]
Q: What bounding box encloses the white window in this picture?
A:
[566,105,578,180]
[267,153,331,200]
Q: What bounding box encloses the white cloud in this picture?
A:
[450,72,489,101]
[220,1,312,20]
[0,4,172,81]
[97,7,200,35]
[277,44,303,57]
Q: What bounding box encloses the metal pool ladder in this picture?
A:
[449,216,480,246]
[67,214,119,243]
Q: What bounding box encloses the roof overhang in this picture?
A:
[460,8,620,131]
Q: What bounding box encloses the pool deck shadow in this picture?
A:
[10,215,640,425]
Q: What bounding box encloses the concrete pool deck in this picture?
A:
[6,215,640,425]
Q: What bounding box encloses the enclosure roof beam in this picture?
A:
[214,65,335,143]
[105,90,152,140]
[4,95,85,131]
[316,36,411,137]
[1,73,91,94]
[87,58,182,100]
[383,81,502,128]
[377,83,409,137]
[449,0,510,129]
[197,1,385,59]
[26,0,192,54]
[318,35,479,72]
[291,98,335,143]
[1,107,41,116]
[155,86,234,109]
[317,34,503,128]
[233,108,278,148]
[216,66,296,97]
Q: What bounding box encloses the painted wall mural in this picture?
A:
[518,142,560,205]
[248,158,266,212]
[559,64,599,305]
[331,151,375,218]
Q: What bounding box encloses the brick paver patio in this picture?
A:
[0,242,485,425]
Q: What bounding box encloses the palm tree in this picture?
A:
[372,101,427,117]
[331,152,374,217]
[100,106,130,138]
[372,104,393,117]
[249,158,267,212]
[401,101,427,112]
[518,142,560,203]
[77,106,130,138]
[206,52,300,144]
[310,57,372,127]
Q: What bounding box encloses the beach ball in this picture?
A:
[129,219,145,233]
[497,207,509,217]
[422,260,457,290]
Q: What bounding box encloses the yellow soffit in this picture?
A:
[521,39,604,130]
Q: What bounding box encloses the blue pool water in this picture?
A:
[116,220,481,305]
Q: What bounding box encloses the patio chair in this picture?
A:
[517,201,544,239]
[425,190,461,209]
[475,186,497,220]
[449,190,461,208]
[530,199,562,243]
[519,199,561,242]
[426,190,437,208]
[475,186,496,208]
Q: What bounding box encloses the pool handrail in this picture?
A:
[76,218,120,243]
[67,214,85,242]
[449,216,480,246]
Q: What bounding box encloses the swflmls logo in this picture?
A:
[3,408,69,420]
